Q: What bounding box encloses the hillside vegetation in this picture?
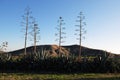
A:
[0,45,119,73]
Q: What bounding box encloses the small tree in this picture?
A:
[55,17,66,57]
[0,41,8,53]
[75,12,86,60]
[21,7,33,55]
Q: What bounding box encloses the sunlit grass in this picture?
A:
[0,73,120,80]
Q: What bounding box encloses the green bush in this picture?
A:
[0,54,120,73]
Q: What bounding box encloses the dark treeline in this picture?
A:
[0,54,120,73]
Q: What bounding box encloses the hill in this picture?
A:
[9,45,120,58]
[9,45,68,57]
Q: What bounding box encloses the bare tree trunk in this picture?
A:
[55,17,66,57]
[59,17,62,56]
[30,18,40,55]
[79,16,82,59]
[34,24,37,54]
[75,12,86,61]
[24,15,28,55]
[21,7,32,55]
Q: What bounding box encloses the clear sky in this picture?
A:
[0,0,120,54]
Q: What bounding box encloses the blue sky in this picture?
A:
[0,0,120,54]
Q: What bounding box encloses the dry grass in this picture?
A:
[0,73,120,80]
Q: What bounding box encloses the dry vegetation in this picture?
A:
[0,73,120,80]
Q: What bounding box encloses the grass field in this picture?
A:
[0,73,120,80]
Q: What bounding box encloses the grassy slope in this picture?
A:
[0,73,120,80]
